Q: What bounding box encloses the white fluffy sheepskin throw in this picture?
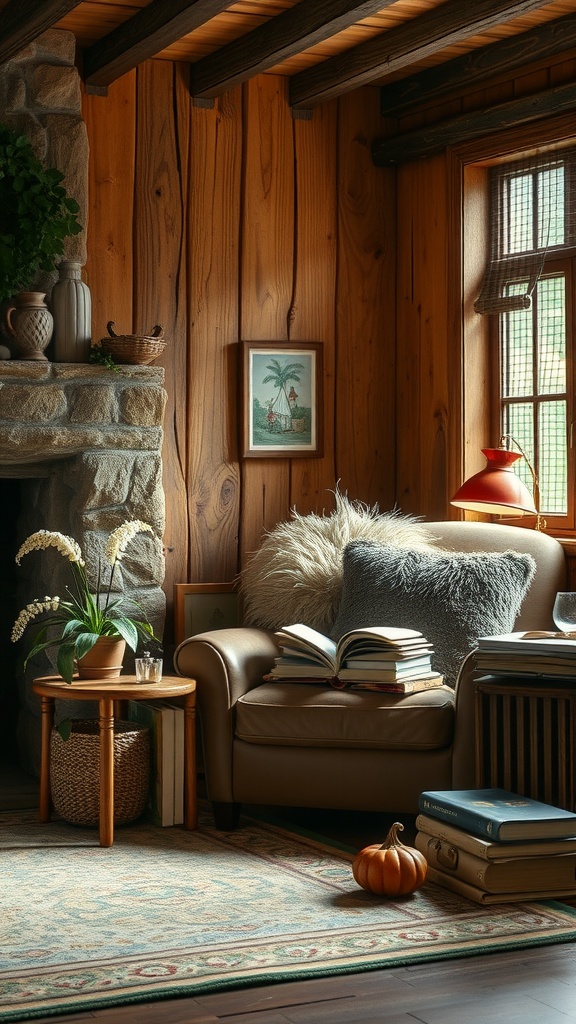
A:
[239,490,436,633]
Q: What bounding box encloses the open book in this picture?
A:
[267,623,442,690]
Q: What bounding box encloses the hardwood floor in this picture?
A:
[6,782,576,1024]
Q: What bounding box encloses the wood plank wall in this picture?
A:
[82,68,394,642]
[394,52,576,525]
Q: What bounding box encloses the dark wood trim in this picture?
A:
[372,81,576,167]
[189,0,394,99]
[0,0,83,65]
[82,0,232,91]
[380,11,576,117]
[289,0,553,109]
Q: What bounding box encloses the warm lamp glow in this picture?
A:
[451,437,544,529]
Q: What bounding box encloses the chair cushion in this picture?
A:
[331,540,536,687]
[235,681,455,751]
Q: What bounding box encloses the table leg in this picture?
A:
[183,691,197,830]
[99,697,115,847]
[39,695,54,822]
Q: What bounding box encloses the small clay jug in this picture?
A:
[5,291,53,360]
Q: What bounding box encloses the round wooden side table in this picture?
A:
[32,674,197,848]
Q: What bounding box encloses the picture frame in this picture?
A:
[241,341,323,457]
[174,583,239,647]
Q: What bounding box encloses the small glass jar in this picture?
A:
[135,651,163,683]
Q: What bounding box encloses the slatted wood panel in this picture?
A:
[188,85,242,582]
[83,73,136,342]
[335,91,396,507]
[475,679,576,811]
[133,60,191,625]
[239,75,294,559]
[289,101,338,513]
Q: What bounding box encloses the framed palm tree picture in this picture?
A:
[241,341,323,457]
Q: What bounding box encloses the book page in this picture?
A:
[275,623,337,669]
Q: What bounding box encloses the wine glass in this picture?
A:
[552,592,576,635]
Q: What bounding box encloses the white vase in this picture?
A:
[50,261,92,363]
[5,292,53,360]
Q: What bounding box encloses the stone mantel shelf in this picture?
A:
[0,361,167,467]
[0,362,165,381]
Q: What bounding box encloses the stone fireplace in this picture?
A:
[0,361,167,774]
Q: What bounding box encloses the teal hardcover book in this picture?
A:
[418,788,576,841]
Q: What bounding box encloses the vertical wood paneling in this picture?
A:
[84,69,399,640]
[396,153,449,519]
[188,87,242,582]
[396,159,421,513]
[290,101,338,515]
[133,61,190,635]
[335,88,395,508]
[419,154,449,520]
[82,73,136,341]
[239,75,294,560]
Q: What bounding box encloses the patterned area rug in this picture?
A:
[2,807,576,1022]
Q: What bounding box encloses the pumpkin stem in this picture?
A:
[381,821,405,850]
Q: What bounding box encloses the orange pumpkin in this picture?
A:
[352,822,428,897]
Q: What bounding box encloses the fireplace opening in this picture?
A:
[0,478,38,808]
[0,478,22,765]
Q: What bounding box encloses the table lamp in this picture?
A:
[451,435,545,530]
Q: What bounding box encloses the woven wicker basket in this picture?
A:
[100,321,166,365]
[100,334,166,365]
[50,719,150,827]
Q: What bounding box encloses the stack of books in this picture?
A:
[266,622,445,693]
[475,631,576,679]
[416,788,576,903]
[128,700,185,827]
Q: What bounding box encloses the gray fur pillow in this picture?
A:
[331,539,536,687]
[239,492,436,633]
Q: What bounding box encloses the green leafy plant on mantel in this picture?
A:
[88,346,120,372]
[0,123,82,306]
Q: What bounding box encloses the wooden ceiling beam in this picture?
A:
[0,0,83,65]
[372,79,576,166]
[380,11,576,116]
[289,0,554,109]
[189,0,396,99]
[82,0,232,91]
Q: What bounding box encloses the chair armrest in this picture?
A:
[173,628,280,803]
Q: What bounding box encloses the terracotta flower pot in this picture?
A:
[77,636,126,679]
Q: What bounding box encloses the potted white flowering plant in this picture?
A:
[11,520,159,684]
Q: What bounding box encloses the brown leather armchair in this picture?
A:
[174,521,566,829]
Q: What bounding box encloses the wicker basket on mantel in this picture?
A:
[100,321,166,365]
[50,719,150,827]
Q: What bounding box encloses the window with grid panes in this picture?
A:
[486,151,576,532]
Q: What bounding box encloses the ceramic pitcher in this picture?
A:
[5,291,53,360]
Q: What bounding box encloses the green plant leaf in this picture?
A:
[107,616,138,651]
[74,632,102,660]
[57,718,72,741]
[56,645,76,685]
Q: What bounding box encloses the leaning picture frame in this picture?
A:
[241,341,323,457]
[174,583,239,647]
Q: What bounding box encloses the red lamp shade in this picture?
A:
[451,447,538,517]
